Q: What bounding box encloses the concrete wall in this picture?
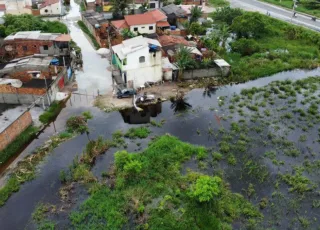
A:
[130,23,156,34]
[0,111,32,151]
[183,67,230,80]
[127,65,162,88]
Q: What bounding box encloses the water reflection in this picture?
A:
[170,92,192,113]
[202,86,218,98]
[120,103,162,124]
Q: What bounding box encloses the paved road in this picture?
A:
[229,0,320,32]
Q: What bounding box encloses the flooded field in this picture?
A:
[0,68,319,229]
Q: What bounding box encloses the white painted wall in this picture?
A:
[40,1,63,15]
[121,46,162,87]
[129,23,156,34]
[5,0,32,15]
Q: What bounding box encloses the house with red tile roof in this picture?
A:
[111,9,169,35]
[39,0,64,16]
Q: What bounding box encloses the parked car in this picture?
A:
[117,88,136,98]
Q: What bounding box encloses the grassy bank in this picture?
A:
[39,101,64,125]
[77,21,100,50]
[0,126,39,166]
[70,135,262,229]
[208,0,229,7]
[260,0,320,18]
[209,10,320,82]
[0,112,93,207]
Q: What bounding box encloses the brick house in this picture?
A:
[81,10,110,47]
[0,55,70,105]
[1,31,71,60]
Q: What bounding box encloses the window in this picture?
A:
[123,58,127,65]
[134,27,138,32]
[45,9,48,13]
[139,56,145,63]
[141,27,145,29]
[22,46,27,51]
[149,3,156,8]
[34,45,37,48]
[43,45,49,50]
[149,26,153,30]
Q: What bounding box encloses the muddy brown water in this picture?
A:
[0,67,319,229]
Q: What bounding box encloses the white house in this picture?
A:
[112,9,169,35]
[5,0,32,15]
[112,36,162,88]
[39,0,63,16]
[124,13,157,34]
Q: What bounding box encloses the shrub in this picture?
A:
[39,102,63,124]
[124,127,150,139]
[77,20,100,49]
[231,38,260,56]
[0,126,38,165]
[231,12,269,38]
[188,175,222,202]
[212,152,223,161]
[211,6,243,25]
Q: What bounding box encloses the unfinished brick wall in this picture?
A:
[3,40,54,58]
[0,85,47,95]
[0,111,32,151]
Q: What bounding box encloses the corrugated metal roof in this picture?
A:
[4,31,62,41]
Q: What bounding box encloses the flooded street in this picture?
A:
[0,1,320,227]
[64,0,113,94]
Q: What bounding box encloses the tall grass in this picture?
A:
[77,21,100,50]
[0,126,39,165]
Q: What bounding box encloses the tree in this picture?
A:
[188,22,206,35]
[121,28,136,39]
[211,6,243,25]
[217,24,230,49]
[231,12,268,38]
[1,14,67,37]
[174,0,182,5]
[231,38,260,56]
[139,3,148,12]
[110,0,129,18]
[190,5,203,23]
[175,45,193,80]
[189,175,222,202]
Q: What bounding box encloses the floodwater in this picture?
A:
[0,66,319,229]
[63,0,113,95]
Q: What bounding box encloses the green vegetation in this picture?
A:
[260,0,320,18]
[0,112,94,206]
[208,0,229,7]
[208,8,320,81]
[0,126,38,165]
[124,127,151,139]
[77,21,100,49]
[39,101,64,125]
[70,135,262,229]
[32,203,56,229]
[0,14,68,37]
[66,111,93,134]
[0,131,75,206]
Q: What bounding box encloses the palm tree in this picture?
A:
[175,45,193,81]
[190,5,203,23]
[217,24,230,49]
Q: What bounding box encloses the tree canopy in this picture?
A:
[189,175,222,202]
[0,14,68,37]
[190,5,203,23]
[211,6,243,25]
[231,12,269,38]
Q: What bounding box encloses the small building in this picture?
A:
[85,0,95,11]
[128,0,160,10]
[2,31,71,59]
[180,4,214,18]
[160,4,188,25]
[0,54,71,105]
[39,0,64,16]
[112,36,162,88]
[81,10,109,47]
[5,0,32,15]
[0,4,6,17]
[111,9,169,35]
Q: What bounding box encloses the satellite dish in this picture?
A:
[36,73,41,78]
[5,45,13,51]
